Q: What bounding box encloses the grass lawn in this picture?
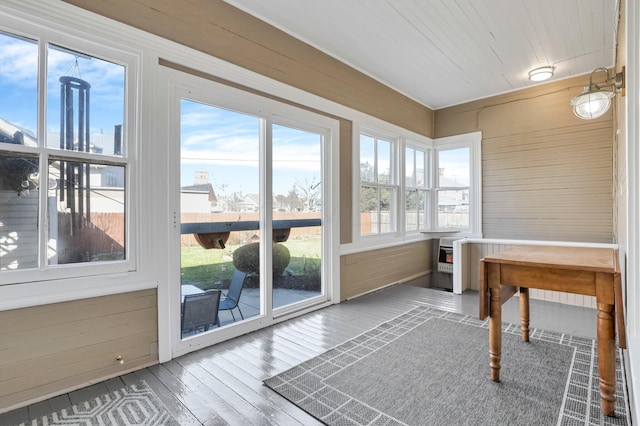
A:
[181,237,321,289]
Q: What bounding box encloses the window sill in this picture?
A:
[0,277,157,311]
[419,230,461,234]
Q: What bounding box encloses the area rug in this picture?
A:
[19,381,179,426]
[264,305,630,425]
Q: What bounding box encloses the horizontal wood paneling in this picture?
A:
[0,290,158,412]
[462,242,596,308]
[0,284,602,425]
[340,241,431,300]
[435,74,614,243]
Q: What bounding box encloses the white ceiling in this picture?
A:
[224,0,619,109]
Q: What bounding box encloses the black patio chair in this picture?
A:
[219,269,247,322]
[181,289,222,334]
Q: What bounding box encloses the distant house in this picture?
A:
[180,183,218,213]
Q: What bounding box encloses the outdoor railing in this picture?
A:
[181,218,321,249]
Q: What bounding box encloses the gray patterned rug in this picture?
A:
[264,305,630,425]
[19,381,178,426]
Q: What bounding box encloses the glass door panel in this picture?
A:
[180,99,262,339]
[271,124,323,311]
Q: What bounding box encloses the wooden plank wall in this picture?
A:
[461,242,596,308]
[340,241,431,300]
[436,74,614,244]
[0,191,38,270]
[0,290,158,412]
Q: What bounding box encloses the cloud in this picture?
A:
[0,35,38,86]
[179,99,323,176]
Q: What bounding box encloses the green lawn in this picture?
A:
[181,237,321,289]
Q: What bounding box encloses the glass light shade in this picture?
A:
[528,66,554,81]
[570,90,614,119]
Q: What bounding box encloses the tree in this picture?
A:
[360,186,392,212]
[360,161,374,182]
[285,188,303,211]
[294,177,321,211]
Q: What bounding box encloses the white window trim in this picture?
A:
[433,131,482,237]
[166,71,341,357]
[350,121,481,253]
[357,128,400,237]
[404,139,431,234]
[0,2,146,309]
[351,121,434,250]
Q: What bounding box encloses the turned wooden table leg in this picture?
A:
[519,287,530,342]
[488,264,502,382]
[597,302,616,417]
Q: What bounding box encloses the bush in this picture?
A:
[232,242,291,276]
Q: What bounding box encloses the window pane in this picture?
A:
[438,148,469,187]
[0,31,38,143]
[438,189,469,228]
[48,160,125,264]
[379,187,393,233]
[179,100,261,331]
[360,134,375,182]
[406,189,428,231]
[405,189,417,231]
[405,147,415,187]
[273,124,323,309]
[0,153,39,270]
[359,185,377,235]
[377,139,391,184]
[46,44,125,156]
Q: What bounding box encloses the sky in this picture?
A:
[0,31,125,142]
[0,30,322,197]
[438,147,470,186]
[360,133,470,187]
[180,100,322,196]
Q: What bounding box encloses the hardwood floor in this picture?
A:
[0,284,600,425]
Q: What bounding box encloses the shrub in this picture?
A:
[232,242,291,276]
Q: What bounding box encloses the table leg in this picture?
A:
[489,273,502,382]
[520,287,530,342]
[597,302,616,416]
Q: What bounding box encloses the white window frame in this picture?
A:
[352,125,481,248]
[0,8,140,288]
[167,71,340,357]
[404,140,431,234]
[357,128,400,237]
[433,132,482,236]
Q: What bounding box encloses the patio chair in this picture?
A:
[219,269,247,322]
[181,289,222,334]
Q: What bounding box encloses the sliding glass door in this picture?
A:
[271,122,325,312]
[170,75,336,353]
[179,100,263,338]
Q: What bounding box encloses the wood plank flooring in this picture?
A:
[0,284,599,425]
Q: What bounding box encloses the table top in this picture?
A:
[482,245,618,273]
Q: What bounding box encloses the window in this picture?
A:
[0,28,136,281]
[356,128,481,241]
[405,143,430,232]
[435,147,470,229]
[359,132,397,235]
[433,132,481,234]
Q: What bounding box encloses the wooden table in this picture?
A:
[479,246,626,417]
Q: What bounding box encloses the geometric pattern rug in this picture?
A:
[18,381,179,426]
[264,305,630,426]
